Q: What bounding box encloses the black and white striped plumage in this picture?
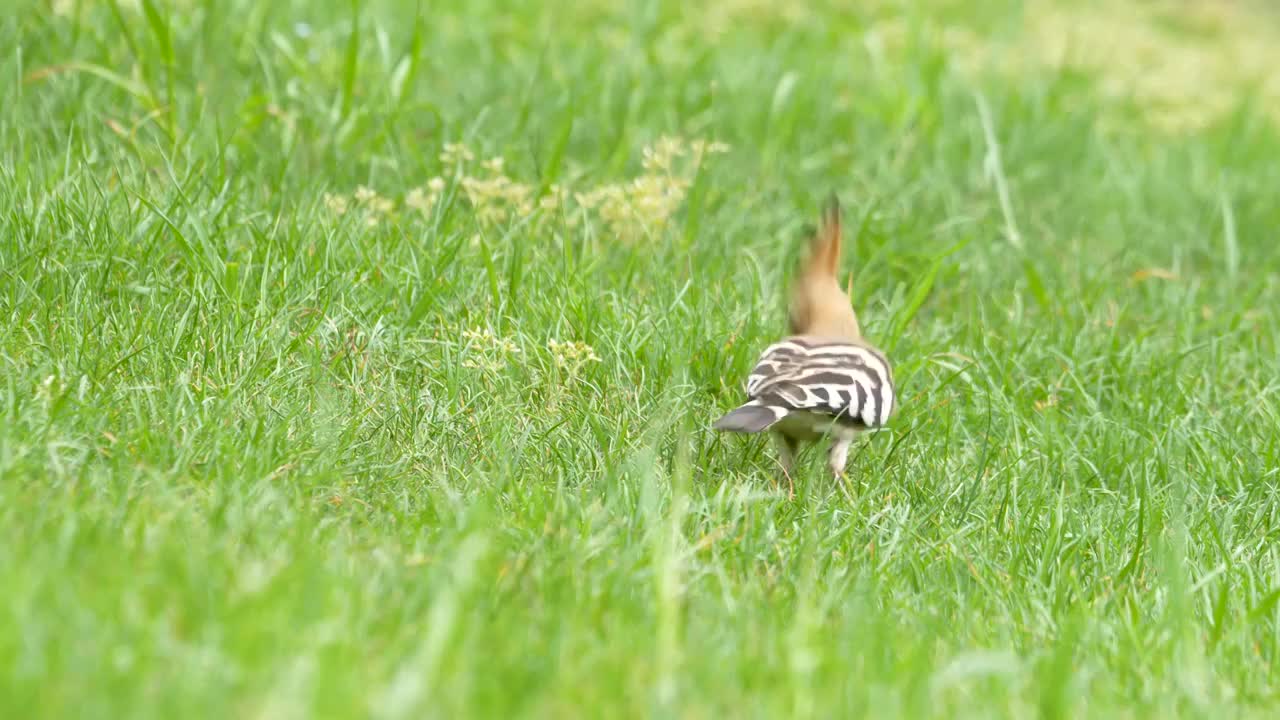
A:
[714,336,896,437]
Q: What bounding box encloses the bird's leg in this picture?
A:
[773,434,798,499]
[827,430,853,488]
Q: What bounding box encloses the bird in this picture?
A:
[713,195,896,491]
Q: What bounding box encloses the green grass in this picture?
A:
[4,0,1280,717]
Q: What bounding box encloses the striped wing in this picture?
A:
[744,337,896,429]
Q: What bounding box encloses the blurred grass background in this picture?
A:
[3,0,1280,717]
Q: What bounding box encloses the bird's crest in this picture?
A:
[807,195,843,279]
[787,194,861,339]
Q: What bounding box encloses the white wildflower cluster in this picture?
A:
[319,136,729,238]
[439,142,474,167]
[353,185,393,213]
[460,327,522,373]
[321,193,349,215]
[323,185,397,227]
[458,158,535,225]
[456,327,604,382]
[416,144,538,226]
[546,339,602,373]
[575,136,729,242]
[404,177,446,217]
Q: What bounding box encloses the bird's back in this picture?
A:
[714,335,895,435]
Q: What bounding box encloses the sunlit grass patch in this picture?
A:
[890,0,1280,133]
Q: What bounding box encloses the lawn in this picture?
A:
[3,0,1280,717]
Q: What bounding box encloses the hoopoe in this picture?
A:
[713,195,896,486]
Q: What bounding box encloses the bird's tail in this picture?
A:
[712,401,787,433]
